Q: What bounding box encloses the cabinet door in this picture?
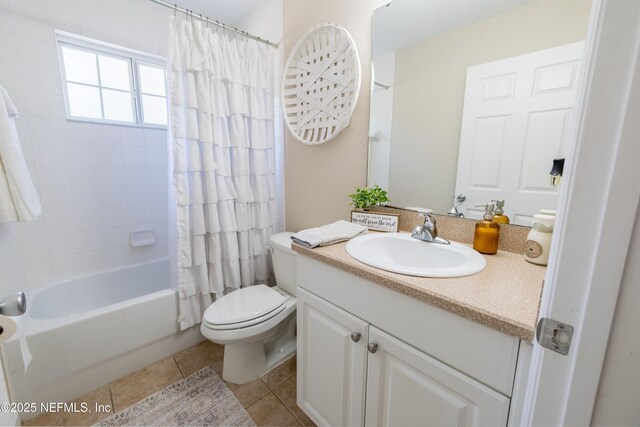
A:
[297,288,368,427]
[365,327,510,427]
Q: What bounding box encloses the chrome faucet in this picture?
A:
[411,213,450,245]
[0,292,26,316]
[447,194,466,218]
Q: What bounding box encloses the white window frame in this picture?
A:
[55,30,167,129]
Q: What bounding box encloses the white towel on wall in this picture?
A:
[291,220,367,248]
[0,85,41,223]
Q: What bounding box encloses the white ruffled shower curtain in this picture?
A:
[168,17,276,330]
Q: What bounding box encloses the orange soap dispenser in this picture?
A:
[492,199,510,224]
[473,203,500,255]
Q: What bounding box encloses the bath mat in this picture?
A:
[96,367,255,426]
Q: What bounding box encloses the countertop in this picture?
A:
[292,234,546,341]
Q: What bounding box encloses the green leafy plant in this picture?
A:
[348,185,390,210]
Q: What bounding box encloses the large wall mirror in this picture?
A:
[368,0,592,225]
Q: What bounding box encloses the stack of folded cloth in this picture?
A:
[291,220,367,248]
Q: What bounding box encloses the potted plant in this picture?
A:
[348,185,390,210]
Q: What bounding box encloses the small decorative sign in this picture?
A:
[351,211,399,232]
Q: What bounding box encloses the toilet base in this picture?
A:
[221,312,297,384]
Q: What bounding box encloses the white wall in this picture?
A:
[0,0,173,294]
[237,0,285,233]
[368,50,395,191]
[591,201,640,425]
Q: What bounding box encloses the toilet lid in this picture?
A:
[203,285,286,326]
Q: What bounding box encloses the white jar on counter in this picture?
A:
[524,211,556,265]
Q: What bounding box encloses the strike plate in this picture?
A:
[536,317,574,356]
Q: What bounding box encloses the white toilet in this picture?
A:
[200,232,297,384]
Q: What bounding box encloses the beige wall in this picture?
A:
[283,0,372,231]
[591,201,640,425]
[389,0,592,213]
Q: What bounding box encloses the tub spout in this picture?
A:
[0,292,26,316]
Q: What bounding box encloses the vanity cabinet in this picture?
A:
[296,256,523,427]
[297,288,510,427]
[297,288,368,426]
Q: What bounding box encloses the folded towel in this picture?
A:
[0,84,41,223]
[291,220,367,248]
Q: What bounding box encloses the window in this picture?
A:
[56,31,167,127]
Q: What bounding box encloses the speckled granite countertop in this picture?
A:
[292,233,546,342]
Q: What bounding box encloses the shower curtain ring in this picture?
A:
[173,4,177,17]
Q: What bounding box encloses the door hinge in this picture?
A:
[536,318,574,355]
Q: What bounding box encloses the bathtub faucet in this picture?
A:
[0,292,26,316]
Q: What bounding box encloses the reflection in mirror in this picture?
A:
[368,0,592,225]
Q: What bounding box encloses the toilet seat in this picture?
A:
[203,285,287,330]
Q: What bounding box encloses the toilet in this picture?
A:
[200,232,297,384]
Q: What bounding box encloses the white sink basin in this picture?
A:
[345,233,486,278]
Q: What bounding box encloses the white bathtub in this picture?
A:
[4,259,203,417]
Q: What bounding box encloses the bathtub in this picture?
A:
[4,259,203,417]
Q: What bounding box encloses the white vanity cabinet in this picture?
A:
[297,288,368,426]
[296,256,523,427]
[365,326,509,426]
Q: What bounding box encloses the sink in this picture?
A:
[345,233,486,278]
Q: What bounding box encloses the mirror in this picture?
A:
[368,0,592,225]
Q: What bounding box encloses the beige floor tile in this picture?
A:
[226,378,271,408]
[260,355,296,390]
[173,340,224,377]
[110,357,183,412]
[24,385,113,426]
[272,376,315,426]
[246,392,300,426]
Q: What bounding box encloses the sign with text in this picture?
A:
[351,211,399,232]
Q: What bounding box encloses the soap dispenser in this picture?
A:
[492,200,510,224]
[473,203,500,255]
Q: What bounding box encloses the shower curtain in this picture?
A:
[168,18,276,330]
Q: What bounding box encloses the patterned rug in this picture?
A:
[96,367,255,426]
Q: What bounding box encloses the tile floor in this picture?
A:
[24,341,314,426]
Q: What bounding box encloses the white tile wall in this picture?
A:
[0,0,172,290]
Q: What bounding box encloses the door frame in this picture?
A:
[518,0,640,425]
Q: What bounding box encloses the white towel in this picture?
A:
[292,220,367,248]
[0,85,41,223]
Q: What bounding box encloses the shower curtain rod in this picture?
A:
[148,0,279,48]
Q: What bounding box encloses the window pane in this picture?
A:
[98,55,131,90]
[138,64,166,96]
[142,95,167,125]
[102,89,133,122]
[67,83,101,118]
[62,46,98,85]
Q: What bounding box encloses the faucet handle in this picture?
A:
[421,213,436,229]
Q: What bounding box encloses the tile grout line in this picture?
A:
[270,386,303,427]
[108,386,115,414]
[172,355,185,378]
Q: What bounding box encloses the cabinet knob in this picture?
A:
[367,342,378,354]
[350,332,361,343]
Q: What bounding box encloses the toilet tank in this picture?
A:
[269,232,297,296]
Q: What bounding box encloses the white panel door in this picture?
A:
[297,288,368,427]
[455,42,584,225]
[365,326,510,427]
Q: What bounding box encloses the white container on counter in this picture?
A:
[525,211,556,265]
